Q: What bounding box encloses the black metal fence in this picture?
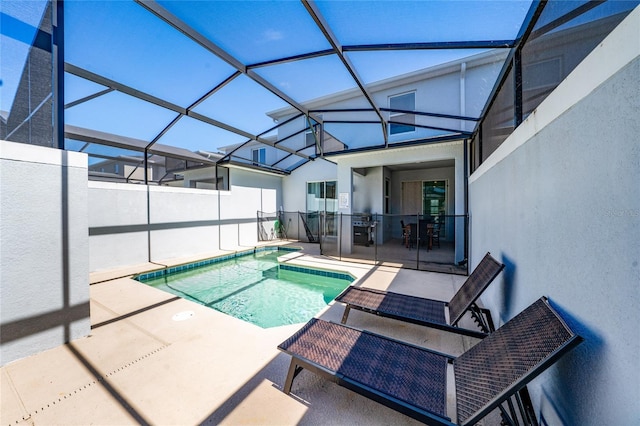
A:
[257,210,321,243]
[258,211,468,275]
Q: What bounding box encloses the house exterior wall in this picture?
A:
[282,158,338,213]
[352,166,384,244]
[352,166,383,214]
[272,51,506,151]
[254,52,503,249]
[221,140,294,168]
[468,8,639,425]
[1,141,90,365]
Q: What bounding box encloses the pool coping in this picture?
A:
[133,246,356,283]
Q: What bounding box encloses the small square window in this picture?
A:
[389,92,416,135]
[252,148,266,164]
[305,130,316,147]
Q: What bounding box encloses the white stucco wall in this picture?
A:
[282,158,337,213]
[468,8,639,425]
[271,51,506,151]
[88,182,149,271]
[352,166,383,214]
[149,185,221,260]
[1,141,90,365]
[88,167,282,271]
[229,167,283,211]
[222,140,294,169]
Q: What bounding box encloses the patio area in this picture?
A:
[1,243,494,425]
[346,239,467,274]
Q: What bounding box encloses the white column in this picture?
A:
[337,163,353,254]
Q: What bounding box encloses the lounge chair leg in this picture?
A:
[498,403,517,426]
[341,305,351,324]
[283,361,302,395]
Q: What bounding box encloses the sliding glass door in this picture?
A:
[422,180,446,217]
[307,181,337,250]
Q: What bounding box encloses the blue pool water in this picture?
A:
[136,249,353,328]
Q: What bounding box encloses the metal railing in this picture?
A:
[258,211,468,275]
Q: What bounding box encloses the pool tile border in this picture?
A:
[134,246,355,283]
[278,264,354,282]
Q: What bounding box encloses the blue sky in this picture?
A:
[59,0,534,153]
[3,0,534,153]
[19,0,631,157]
[1,0,49,115]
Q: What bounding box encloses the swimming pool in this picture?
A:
[136,248,353,328]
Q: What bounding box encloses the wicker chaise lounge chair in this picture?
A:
[278,297,583,426]
[336,252,504,338]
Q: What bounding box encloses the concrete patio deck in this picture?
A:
[1,243,495,425]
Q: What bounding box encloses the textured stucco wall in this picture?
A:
[1,141,90,365]
[468,9,639,425]
[273,51,505,150]
[88,170,282,271]
[149,185,221,261]
[282,158,337,213]
[88,182,149,271]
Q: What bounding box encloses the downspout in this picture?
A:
[460,62,466,132]
[461,62,470,269]
[464,138,469,272]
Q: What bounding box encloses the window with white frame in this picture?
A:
[307,181,337,213]
[252,147,266,164]
[389,92,416,135]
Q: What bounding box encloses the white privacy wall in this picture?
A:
[1,141,90,365]
[88,169,282,272]
[219,185,277,248]
[468,9,639,425]
[88,182,149,271]
[149,186,220,260]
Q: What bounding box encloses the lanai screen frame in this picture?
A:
[54,0,543,178]
[6,1,635,179]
